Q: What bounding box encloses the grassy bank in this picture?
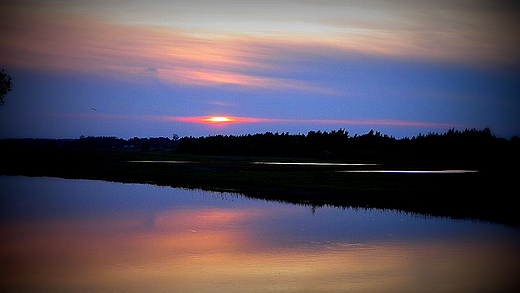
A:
[1,148,518,226]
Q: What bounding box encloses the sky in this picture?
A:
[1,0,519,139]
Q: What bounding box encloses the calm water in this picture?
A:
[1,176,519,293]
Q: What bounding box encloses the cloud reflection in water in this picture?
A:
[1,177,519,293]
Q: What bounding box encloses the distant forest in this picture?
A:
[176,128,519,162]
[2,128,518,164]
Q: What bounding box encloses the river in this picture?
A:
[1,176,519,293]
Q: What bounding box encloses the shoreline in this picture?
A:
[1,149,518,227]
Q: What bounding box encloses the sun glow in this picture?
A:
[170,116,461,129]
[206,116,232,123]
[172,116,267,124]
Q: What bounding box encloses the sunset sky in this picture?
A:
[1,0,519,139]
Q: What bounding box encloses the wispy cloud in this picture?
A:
[57,112,464,129]
[0,6,340,94]
[167,115,464,129]
[171,116,268,124]
[2,0,518,92]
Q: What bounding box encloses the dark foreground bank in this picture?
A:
[1,147,518,227]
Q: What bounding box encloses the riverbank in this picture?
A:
[1,148,518,226]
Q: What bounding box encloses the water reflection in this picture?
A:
[126,161,478,174]
[128,160,380,166]
[340,170,479,174]
[251,162,380,166]
[128,160,196,164]
[1,176,519,293]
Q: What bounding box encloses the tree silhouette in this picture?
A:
[0,69,12,107]
[174,127,511,163]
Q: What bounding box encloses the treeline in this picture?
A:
[2,128,519,164]
[176,128,519,163]
[0,136,178,151]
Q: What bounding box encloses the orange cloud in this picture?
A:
[54,112,466,130]
[0,7,253,79]
[0,6,341,95]
[2,0,519,85]
[169,115,463,129]
[171,116,272,124]
[4,1,517,99]
[303,119,464,129]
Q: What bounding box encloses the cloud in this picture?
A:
[142,67,158,76]
[170,116,268,124]
[61,112,460,129]
[2,0,518,92]
[168,115,464,129]
[0,6,339,94]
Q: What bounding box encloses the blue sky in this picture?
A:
[1,0,519,139]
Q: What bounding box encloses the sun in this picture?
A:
[205,116,232,123]
[174,115,264,124]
